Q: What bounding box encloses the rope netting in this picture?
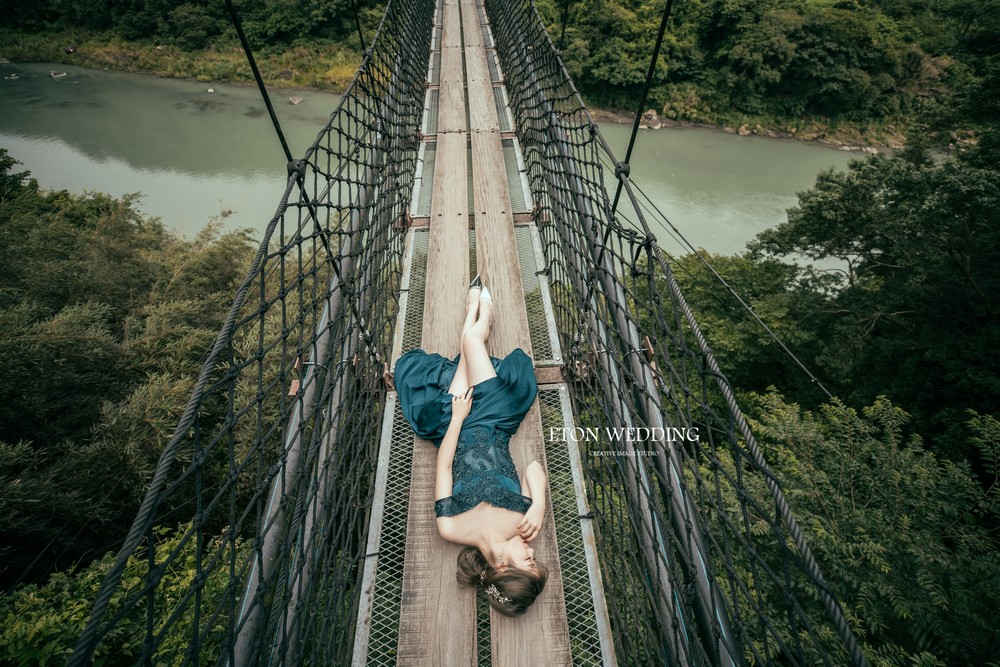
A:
[488,0,867,665]
[68,0,431,663]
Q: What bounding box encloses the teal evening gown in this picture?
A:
[394,347,538,517]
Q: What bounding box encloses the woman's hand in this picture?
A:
[451,387,474,422]
[518,502,545,542]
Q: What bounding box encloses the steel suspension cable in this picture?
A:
[223,0,383,365]
[558,0,573,50]
[611,0,674,214]
[628,178,835,399]
[223,0,294,163]
[352,0,368,51]
[584,0,674,309]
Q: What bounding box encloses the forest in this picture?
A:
[1,0,999,663]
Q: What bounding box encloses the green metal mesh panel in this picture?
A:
[401,229,428,353]
[540,387,610,666]
[356,397,415,665]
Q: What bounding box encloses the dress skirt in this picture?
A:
[394,347,538,446]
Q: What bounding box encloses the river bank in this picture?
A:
[0,60,857,251]
[0,29,362,94]
[589,107,901,153]
[2,28,905,152]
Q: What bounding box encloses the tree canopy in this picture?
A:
[535,0,998,132]
[0,149,256,591]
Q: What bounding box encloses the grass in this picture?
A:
[0,29,363,93]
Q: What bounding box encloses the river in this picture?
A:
[0,62,856,255]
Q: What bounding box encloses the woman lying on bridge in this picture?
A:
[395,275,549,616]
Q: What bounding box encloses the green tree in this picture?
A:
[0,523,243,666]
[739,392,1000,664]
[749,136,1000,452]
[0,150,256,589]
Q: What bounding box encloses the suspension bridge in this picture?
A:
[68,0,869,664]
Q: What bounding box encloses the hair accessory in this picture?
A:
[485,584,511,605]
[479,569,488,584]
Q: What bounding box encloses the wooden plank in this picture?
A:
[460,0,572,664]
[441,0,463,48]
[534,365,564,385]
[438,1,465,134]
[460,8,497,134]
[397,132,474,667]
[396,0,475,661]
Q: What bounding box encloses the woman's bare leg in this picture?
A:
[464,296,497,386]
[446,288,481,395]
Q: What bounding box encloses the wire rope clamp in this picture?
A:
[615,161,630,179]
[287,159,307,181]
[288,357,303,396]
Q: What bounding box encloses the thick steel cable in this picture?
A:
[223,0,294,163]
[558,0,573,50]
[611,0,674,214]
[585,0,673,309]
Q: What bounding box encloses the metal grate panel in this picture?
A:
[539,387,616,666]
[428,50,441,85]
[424,88,440,136]
[415,142,435,217]
[502,139,529,213]
[477,594,491,666]
[401,229,428,353]
[354,395,415,665]
[493,86,512,132]
[514,226,556,363]
[486,51,501,83]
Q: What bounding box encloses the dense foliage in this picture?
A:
[742,393,1000,664]
[3,0,997,132]
[0,0,378,49]
[0,524,242,666]
[0,149,256,591]
[534,0,998,133]
[0,0,380,91]
[674,72,1000,456]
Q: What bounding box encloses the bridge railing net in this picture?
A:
[69,1,432,664]
[488,0,866,665]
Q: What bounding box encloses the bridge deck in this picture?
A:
[352,0,615,664]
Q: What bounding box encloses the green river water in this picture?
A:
[0,62,857,255]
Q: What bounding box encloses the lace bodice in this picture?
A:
[434,424,532,517]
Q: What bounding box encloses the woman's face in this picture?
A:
[502,535,538,571]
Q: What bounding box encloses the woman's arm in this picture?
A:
[518,460,547,541]
[435,388,473,501]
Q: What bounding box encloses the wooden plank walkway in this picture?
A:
[395,0,475,663]
[458,0,572,663]
[395,0,573,664]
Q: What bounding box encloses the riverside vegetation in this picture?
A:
[1,0,999,663]
[1,0,998,144]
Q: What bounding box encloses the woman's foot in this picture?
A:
[467,275,482,315]
[474,285,493,339]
